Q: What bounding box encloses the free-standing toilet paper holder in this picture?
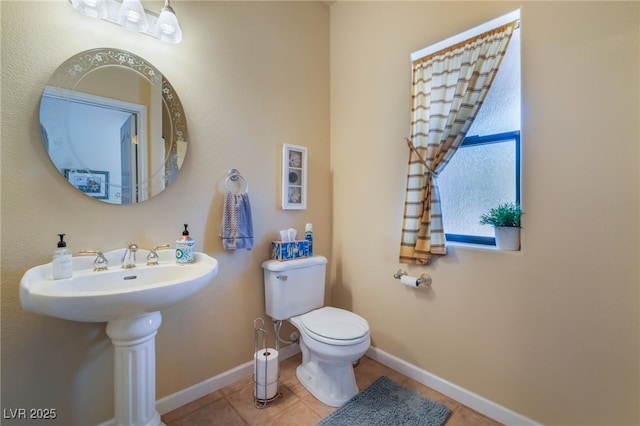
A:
[253,318,282,408]
[393,269,432,287]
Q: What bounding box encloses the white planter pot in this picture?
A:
[494,227,520,250]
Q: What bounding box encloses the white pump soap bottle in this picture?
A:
[52,233,72,279]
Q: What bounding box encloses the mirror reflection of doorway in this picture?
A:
[40,87,146,203]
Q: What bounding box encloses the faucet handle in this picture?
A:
[147,244,171,266]
[121,242,139,269]
[79,250,109,271]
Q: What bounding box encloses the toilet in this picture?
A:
[262,255,370,407]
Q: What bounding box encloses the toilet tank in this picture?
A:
[262,256,328,320]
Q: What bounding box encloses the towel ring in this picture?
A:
[225,169,249,193]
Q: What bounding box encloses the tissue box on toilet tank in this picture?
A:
[271,240,309,261]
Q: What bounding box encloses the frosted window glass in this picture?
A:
[467,29,521,137]
[438,141,516,237]
[435,28,520,243]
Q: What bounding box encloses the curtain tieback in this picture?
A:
[405,137,438,178]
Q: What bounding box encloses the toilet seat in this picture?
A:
[299,307,369,346]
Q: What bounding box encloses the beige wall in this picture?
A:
[1,1,329,425]
[1,1,639,426]
[330,2,639,425]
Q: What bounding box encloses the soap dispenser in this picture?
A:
[176,224,195,264]
[52,233,72,279]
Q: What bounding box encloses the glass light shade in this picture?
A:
[71,0,107,19]
[155,5,182,44]
[118,0,149,32]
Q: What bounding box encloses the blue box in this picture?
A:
[271,240,309,261]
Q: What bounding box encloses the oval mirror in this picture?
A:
[39,48,188,204]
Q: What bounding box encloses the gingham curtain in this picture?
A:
[400,21,517,265]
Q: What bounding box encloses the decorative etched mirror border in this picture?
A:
[41,48,188,204]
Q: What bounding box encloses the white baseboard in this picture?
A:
[365,346,540,426]
[156,343,300,415]
[96,344,300,426]
[99,344,538,426]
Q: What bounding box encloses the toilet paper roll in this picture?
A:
[254,348,279,400]
[400,275,420,288]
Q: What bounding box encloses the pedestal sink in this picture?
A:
[20,249,219,426]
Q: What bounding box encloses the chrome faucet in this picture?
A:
[79,250,109,271]
[121,242,139,269]
[146,244,170,266]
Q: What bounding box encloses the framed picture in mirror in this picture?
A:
[64,169,109,200]
[282,144,307,210]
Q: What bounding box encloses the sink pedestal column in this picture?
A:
[106,311,164,426]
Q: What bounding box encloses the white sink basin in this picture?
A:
[20,249,218,322]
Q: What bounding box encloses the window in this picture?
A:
[401,10,520,263]
[436,18,521,246]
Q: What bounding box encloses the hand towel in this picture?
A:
[220,191,254,250]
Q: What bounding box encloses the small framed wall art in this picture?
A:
[64,169,109,199]
[282,143,307,210]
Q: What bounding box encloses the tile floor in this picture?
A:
[162,353,503,425]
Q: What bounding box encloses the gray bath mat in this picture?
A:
[317,375,451,426]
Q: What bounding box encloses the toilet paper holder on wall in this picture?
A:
[393,269,432,287]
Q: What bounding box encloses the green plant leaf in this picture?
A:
[479,203,522,227]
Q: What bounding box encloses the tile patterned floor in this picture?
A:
[162,353,503,425]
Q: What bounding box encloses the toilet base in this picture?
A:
[286,309,370,407]
[295,362,358,407]
[293,333,370,407]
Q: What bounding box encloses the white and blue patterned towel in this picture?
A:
[220,191,253,250]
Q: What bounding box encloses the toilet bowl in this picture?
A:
[289,306,370,407]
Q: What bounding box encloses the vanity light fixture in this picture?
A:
[155,0,183,44]
[117,0,149,33]
[69,0,183,44]
[71,0,107,19]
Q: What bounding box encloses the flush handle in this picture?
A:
[276,275,288,281]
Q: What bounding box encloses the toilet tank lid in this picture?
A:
[262,255,327,272]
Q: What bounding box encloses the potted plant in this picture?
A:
[479,202,522,250]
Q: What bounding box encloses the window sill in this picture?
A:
[446,241,521,252]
